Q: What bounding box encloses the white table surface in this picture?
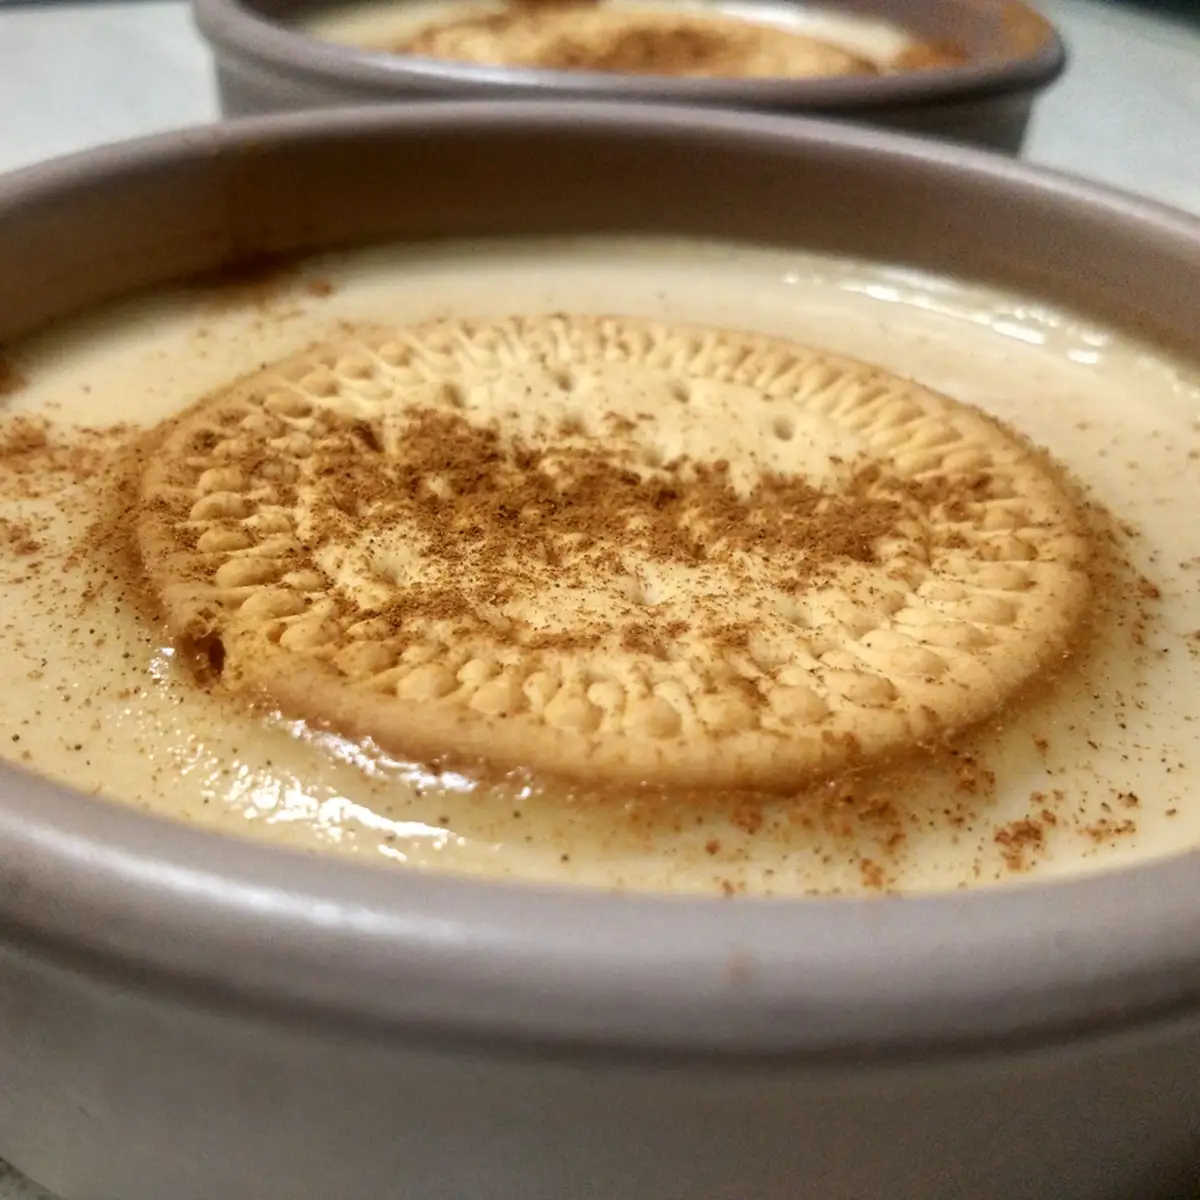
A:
[0,0,1196,1195]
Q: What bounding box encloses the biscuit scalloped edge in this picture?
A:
[136,315,1091,791]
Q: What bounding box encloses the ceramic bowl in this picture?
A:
[193,0,1067,152]
[0,102,1197,1200]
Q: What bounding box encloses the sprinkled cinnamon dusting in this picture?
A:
[0,517,39,557]
[389,1,964,79]
[393,4,878,77]
[0,415,134,501]
[994,816,1045,871]
[299,405,937,650]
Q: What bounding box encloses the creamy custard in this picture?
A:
[1,236,1198,897]
[300,0,916,67]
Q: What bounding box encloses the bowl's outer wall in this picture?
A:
[0,944,1198,1200]
[196,0,1065,153]
[1,105,1199,1200]
[211,57,1038,152]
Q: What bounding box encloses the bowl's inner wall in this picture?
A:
[0,117,1194,362]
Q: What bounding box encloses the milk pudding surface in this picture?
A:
[1,235,1196,897]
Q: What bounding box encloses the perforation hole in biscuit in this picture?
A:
[432,381,465,410]
[549,367,577,392]
[136,315,1090,790]
[620,574,663,607]
[557,411,587,437]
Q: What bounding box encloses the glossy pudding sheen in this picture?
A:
[300,0,959,78]
[1,237,1198,898]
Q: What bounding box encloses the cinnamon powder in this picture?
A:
[297,405,971,651]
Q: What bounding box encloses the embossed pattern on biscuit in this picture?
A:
[393,7,876,78]
[137,316,1090,791]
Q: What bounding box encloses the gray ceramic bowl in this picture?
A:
[193,0,1067,153]
[1,102,1199,1200]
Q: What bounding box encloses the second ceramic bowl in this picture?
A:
[193,0,1067,152]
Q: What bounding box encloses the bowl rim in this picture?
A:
[192,0,1068,109]
[1,101,1198,1062]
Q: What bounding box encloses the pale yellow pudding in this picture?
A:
[0,237,1196,898]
